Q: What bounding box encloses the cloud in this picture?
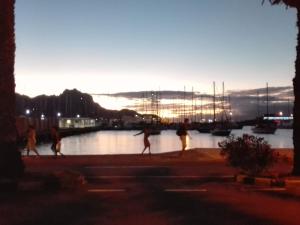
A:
[94,86,294,120]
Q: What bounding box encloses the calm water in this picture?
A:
[29,126,293,155]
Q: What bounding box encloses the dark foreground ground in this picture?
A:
[1,149,300,225]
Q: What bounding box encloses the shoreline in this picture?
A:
[22,147,294,156]
[22,148,294,167]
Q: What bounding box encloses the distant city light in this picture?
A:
[208,119,213,123]
[66,119,71,124]
[41,114,45,120]
[229,112,233,116]
[77,114,80,118]
[57,112,61,117]
[263,116,293,120]
[291,114,293,117]
[279,111,283,116]
[25,109,30,115]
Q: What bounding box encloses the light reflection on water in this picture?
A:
[34,126,292,155]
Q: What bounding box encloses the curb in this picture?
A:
[285,178,300,188]
[283,179,300,196]
[235,175,285,187]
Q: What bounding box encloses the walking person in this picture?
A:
[26,125,40,156]
[50,126,65,157]
[176,118,190,156]
[134,126,151,155]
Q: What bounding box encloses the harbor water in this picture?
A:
[27,126,293,155]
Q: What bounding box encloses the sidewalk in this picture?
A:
[1,148,299,225]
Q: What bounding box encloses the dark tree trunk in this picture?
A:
[0,0,24,179]
[293,8,300,175]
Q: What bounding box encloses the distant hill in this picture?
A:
[16,89,139,119]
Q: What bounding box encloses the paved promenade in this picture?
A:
[1,149,299,225]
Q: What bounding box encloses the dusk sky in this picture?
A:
[15,0,297,98]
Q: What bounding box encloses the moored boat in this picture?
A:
[252,83,277,134]
[210,82,232,136]
[252,122,276,134]
[211,127,231,136]
[197,123,213,133]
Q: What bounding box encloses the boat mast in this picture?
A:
[288,98,291,116]
[257,90,260,117]
[156,91,159,119]
[183,86,186,120]
[213,82,216,123]
[266,82,269,116]
[156,90,159,124]
[192,87,194,122]
[222,82,225,122]
[200,93,203,122]
[228,94,232,121]
[142,92,145,115]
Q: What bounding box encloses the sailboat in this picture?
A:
[252,120,276,134]
[196,83,216,134]
[197,86,214,133]
[252,83,277,134]
[227,95,243,129]
[210,82,232,136]
[149,91,161,135]
[197,123,213,133]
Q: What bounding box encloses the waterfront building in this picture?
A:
[59,117,96,129]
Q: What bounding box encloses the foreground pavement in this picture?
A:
[1,149,299,225]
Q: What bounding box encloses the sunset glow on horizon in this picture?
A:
[15,0,296,111]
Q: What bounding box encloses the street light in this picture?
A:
[25,109,30,115]
[77,114,80,118]
[57,112,61,117]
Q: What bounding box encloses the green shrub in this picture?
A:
[218,134,279,176]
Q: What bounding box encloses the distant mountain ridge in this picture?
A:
[16,89,138,119]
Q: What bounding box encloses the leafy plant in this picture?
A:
[218,134,279,176]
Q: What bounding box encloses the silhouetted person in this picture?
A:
[176,118,190,156]
[26,125,40,156]
[51,126,65,157]
[134,127,151,155]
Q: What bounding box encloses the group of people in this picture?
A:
[25,125,64,157]
[134,118,190,156]
[26,119,190,157]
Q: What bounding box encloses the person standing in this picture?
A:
[134,127,151,155]
[176,118,190,156]
[50,126,65,157]
[26,125,40,156]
